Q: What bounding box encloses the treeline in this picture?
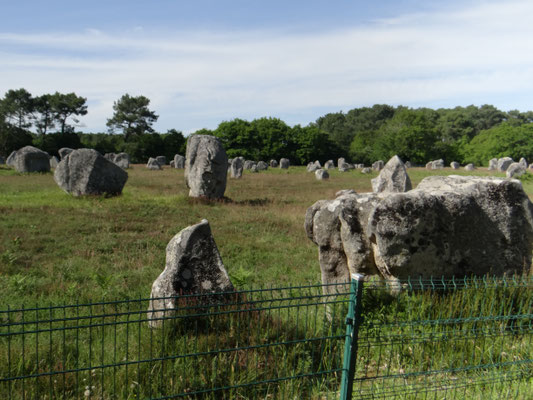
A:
[2,88,533,166]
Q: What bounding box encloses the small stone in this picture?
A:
[147,158,162,170]
[279,158,290,169]
[450,161,460,169]
[464,163,475,171]
[315,169,329,180]
[155,156,167,166]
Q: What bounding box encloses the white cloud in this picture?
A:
[1,0,533,132]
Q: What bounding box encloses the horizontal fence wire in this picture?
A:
[0,282,350,399]
[351,275,533,400]
[0,276,532,399]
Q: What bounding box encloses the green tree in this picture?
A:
[106,94,158,141]
[292,124,337,165]
[162,129,186,160]
[213,119,254,159]
[0,121,33,157]
[50,92,88,134]
[0,88,35,130]
[34,94,56,135]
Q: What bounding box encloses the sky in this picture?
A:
[2,0,533,134]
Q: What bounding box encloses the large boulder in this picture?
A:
[497,157,514,172]
[58,147,74,160]
[147,157,162,170]
[305,176,533,292]
[279,158,290,169]
[185,134,228,199]
[13,146,50,173]
[174,154,185,169]
[371,155,412,193]
[244,160,256,170]
[54,148,128,196]
[230,157,244,179]
[506,162,526,178]
[147,219,234,328]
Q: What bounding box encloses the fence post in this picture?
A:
[339,273,364,400]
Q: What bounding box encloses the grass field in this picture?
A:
[0,164,531,305]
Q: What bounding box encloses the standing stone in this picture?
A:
[13,146,50,173]
[506,162,526,178]
[372,160,384,171]
[6,151,17,166]
[147,219,234,328]
[185,134,228,199]
[339,162,354,172]
[170,160,175,168]
[174,154,185,169]
[58,148,74,160]
[307,162,319,172]
[338,158,345,167]
[488,158,498,171]
[54,148,128,196]
[250,164,258,173]
[324,160,335,169]
[450,162,460,170]
[425,161,433,170]
[243,160,256,170]
[230,157,244,178]
[431,159,444,169]
[155,156,167,166]
[147,158,162,170]
[270,159,278,168]
[464,163,475,171]
[49,156,59,169]
[356,164,365,169]
[361,167,372,174]
[519,158,528,168]
[315,169,329,180]
[497,157,514,172]
[371,155,412,193]
[404,161,412,168]
[257,161,268,171]
[279,158,290,169]
[114,153,130,169]
[104,153,116,162]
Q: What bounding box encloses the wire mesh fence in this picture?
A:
[0,276,532,399]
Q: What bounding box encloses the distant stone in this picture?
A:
[147,219,234,328]
[185,134,228,199]
[432,159,445,169]
[307,162,319,173]
[506,162,526,178]
[113,152,130,169]
[519,157,528,168]
[230,157,243,178]
[13,146,50,173]
[6,151,17,166]
[257,161,268,171]
[250,164,258,173]
[49,156,59,169]
[361,167,372,174]
[336,189,356,197]
[54,148,128,196]
[371,155,412,193]
[425,161,433,170]
[104,152,116,162]
[174,154,185,169]
[170,160,175,168]
[464,163,475,171]
[372,160,384,171]
[488,158,498,171]
[324,160,335,169]
[339,162,354,172]
[338,158,345,167]
[315,169,329,180]
[497,157,514,172]
[244,160,255,170]
[356,164,365,169]
[147,157,162,170]
[404,161,412,168]
[270,159,278,168]
[155,156,167,166]
[279,158,290,169]
[450,161,460,169]
[58,148,74,160]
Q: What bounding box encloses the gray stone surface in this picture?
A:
[279,158,290,169]
[54,148,128,196]
[250,164,258,173]
[404,161,412,168]
[464,163,475,171]
[58,148,74,160]
[170,160,175,168]
[147,157,162,170]
[497,157,514,172]
[506,162,526,178]
[230,157,244,179]
[371,155,412,193]
[6,151,17,166]
[244,160,256,170]
[155,156,167,166]
[338,158,345,167]
[432,159,445,169]
[324,160,335,169]
[174,154,185,169]
[361,167,372,174]
[147,219,234,328]
[13,146,51,173]
[104,152,116,162]
[315,169,329,180]
[372,160,384,171]
[450,162,460,170]
[339,162,354,172]
[185,134,228,199]
[519,157,528,168]
[257,161,268,171]
[113,153,130,169]
[305,176,533,292]
[49,156,59,169]
[270,159,278,168]
[488,158,498,171]
[307,162,319,173]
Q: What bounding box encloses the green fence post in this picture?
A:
[339,273,364,400]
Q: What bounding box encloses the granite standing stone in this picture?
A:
[279,158,290,169]
[13,146,50,173]
[315,169,329,180]
[147,158,162,170]
[257,161,268,171]
[174,154,185,169]
[464,163,475,171]
[450,162,460,170]
[270,159,278,168]
[58,148,74,160]
[497,157,514,172]
[371,155,412,193]
[230,157,244,178]
[506,162,526,178]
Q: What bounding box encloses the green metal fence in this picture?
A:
[1,276,532,399]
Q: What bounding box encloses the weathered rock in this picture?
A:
[172,154,185,169]
[13,146,51,173]
[279,158,290,169]
[147,158,162,170]
[372,160,384,171]
[185,135,228,199]
[497,157,514,172]
[519,157,528,168]
[307,162,319,173]
[170,160,175,168]
[270,159,278,168]
[464,163,475,171]
[336,189,356,197]
[506,162,526,178]
[425,161,433,170]
[49,156,59,169]
[155,156,167,166]
[315,169,329,180]
[305,176,533,292]
[404,161,412,168]
[113,153,130,169]
[361,167,372,174]
[324,160,335,169]
[104,152,116,162]
[371,155,412,193]
[244,160,256,170]
[58,148,74,160]
[338,158,345,167]
[230,157,244,179]
[339,162,354,172]
[250,164,258,173]
[488,158,498,171]
[432,159,444,169]
[257,161,268,171]
[6,151,17,166]
[356,164,365,169]
[54,148,128,196]
[147,219,234,328]
[450,161,460,169]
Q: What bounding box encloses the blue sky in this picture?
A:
[2,0,533,133]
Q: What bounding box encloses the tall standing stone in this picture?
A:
[270,159,278,168]
[279,158,290,169]
[497,157,514,172]
[488,158,498,170]
[257,161,268,171]
[185,135,228,199]
[230,157,244,178]
[13,146,50,173]
[173,154,185,169]
[371,155,412,193]
[324,160,335,169]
